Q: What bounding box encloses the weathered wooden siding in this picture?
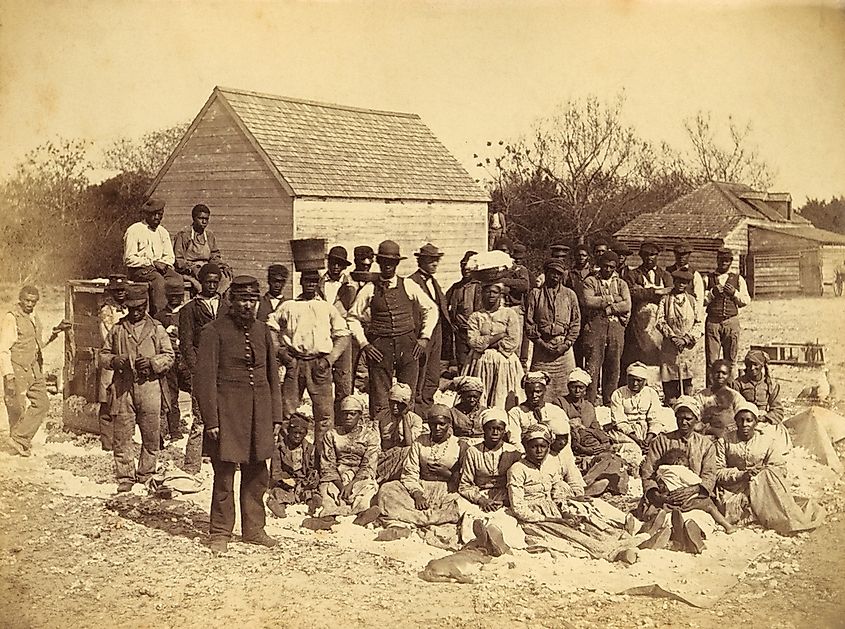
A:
[821,245,845,287]
[751,252,802,297]
[293,197,488,290]
[152,97,295,297]
[614,236,727,274]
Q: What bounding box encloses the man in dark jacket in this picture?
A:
[409,243,449,415]
[256,264,289,323]
[179,263,225,474]
[194,275,282,555]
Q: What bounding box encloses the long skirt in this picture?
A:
[464,349,524,411]
[376,479,462,527]
[457,488,526,549]
[319,467,378,516]
[530,345,576,400]
[581,451,630,495]
[377,446,411,484]
[717,467,824,535]
[622,303,663,370]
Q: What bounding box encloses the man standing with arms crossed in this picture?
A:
[704,248,750,380]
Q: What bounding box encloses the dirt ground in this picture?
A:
[0,291,844,629]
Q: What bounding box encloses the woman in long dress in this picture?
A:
[458,408,525,552]
[715,402,824,535]
[463,281,524,410]
[731,350,791,456]
[376,404,467,528]
[655,269,703,405]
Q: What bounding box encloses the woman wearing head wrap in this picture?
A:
[507,424,641,561]
[376,383,427,483]
[463,281,525,410]
[730,350,790,455]
[715,402,824,535]
[506,371,570,450]
[458,408,525,553]
[524,259,581,401]
[376,405,467,530]
[655,268,704,405]
[607,362,662,468]
[556,369,630,496]
[694,358,746,438]
[449,375,487,441]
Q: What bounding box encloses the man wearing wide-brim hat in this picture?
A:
[620,240,673,378]
[703,247,750,380]
[194,275,283,554]
[666,241,704,310]
[123,198,182,315]
[347,240,438,420]
[100,283,175,492]
[408,243,450,415]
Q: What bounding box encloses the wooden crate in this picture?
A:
[749,343,825,366]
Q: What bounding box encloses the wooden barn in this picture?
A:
[747,224,845,297]
[147,87,490,296]
[614,181,811,283]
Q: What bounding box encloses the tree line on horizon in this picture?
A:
[0,96,840,284]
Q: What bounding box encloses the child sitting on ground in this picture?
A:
[656,448,736,534]
[267,413,320,518]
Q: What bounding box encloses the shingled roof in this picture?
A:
[616,181,808,240]
[205,86,489,202]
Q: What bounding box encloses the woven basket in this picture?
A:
[471,267,507,283]
[290,238,327,272]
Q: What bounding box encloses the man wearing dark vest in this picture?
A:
[1,286,69,456]
[256,264,289,323]
[409,243,450,415]
[704,247,750,380]
[349,245,375,391]
[445,250,482,373]
[347,240,437,420]
[610,240,633,283]
[666,241,704,310]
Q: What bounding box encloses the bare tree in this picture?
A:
[103,122,189,179]
[682,111,774,189]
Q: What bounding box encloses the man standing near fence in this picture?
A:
[704,248,750,380]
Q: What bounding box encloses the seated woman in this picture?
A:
[731,350,791,455]
[507,424,640,562]
[716,402,824,535]
[319,397,380,518]
[463,281,524,411]
[267,412,320,517]
[555,368,630,495]
[377,404,467,528]
[458,408,525,553]
[376,383,426,483]
[506,371,569,449]
[448,375,487,442]
[608,361,662,468]
[546,417,587,495]
[694,358,746,438]
[637,397,718,554]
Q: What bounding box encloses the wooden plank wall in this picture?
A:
[614,236,728,274]
[820,245,845,287]
[153,97,295,298]
[293,197,488,290]
[751,252,802,297]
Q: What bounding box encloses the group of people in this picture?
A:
[0,198,824,559]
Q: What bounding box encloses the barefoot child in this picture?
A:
[656,448,735,533]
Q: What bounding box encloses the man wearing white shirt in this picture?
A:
[123,198,181,315]
[704,247,750,381]
[319,246,357,417]
[347,240,437,421]
[267,269,351,467]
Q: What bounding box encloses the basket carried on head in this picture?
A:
[471,267,508,283]
[290,238,327,272]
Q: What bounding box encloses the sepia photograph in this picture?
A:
[0,1,843,627]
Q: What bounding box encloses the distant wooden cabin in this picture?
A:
[613,181,834,297]
[147,87,490,297]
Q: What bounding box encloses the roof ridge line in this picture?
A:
[215,86,420,120]
[712,181,756,217]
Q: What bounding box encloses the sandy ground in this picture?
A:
[0,291,844,628]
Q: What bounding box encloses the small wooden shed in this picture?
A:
[147,87,490,296]
[614,181,810,279]
[747,224,845,297]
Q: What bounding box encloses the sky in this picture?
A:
[0,0,843,204]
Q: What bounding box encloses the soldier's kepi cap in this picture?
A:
[717,247,734,259]
[141,198,165,213]
[230,275,260,297]
[610,240,632,256]
[353,245,374,260]
[674,241,694,255]
[125,284,149,307]
[671,268,694,282]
